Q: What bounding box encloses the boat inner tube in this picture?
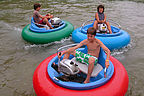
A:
[48,46,114,90]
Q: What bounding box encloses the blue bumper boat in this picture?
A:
[72,20,130,50]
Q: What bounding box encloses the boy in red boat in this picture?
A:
[93,5,112,34]
[33,3,53,29]
[58,27,110,83]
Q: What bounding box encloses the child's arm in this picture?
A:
[39,14,53,19]
[98,13,106,23]
[67,40,86,53]
[38,14,44,19]
[97,39,110,68]
[45,14,53,19]
[103,14,106,23]
[59,40,87,57]
[95,13,101,23]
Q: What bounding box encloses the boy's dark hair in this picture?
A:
[34,3,41,10]
[87,27,96,36]
[97,5,105,13]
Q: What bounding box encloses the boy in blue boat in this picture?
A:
[58,27,111,83]
[33,3,53,29]
[93,5,112,34]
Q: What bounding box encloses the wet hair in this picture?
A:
[34,3,41,10]
[97,5,105,13]
[87,27,96,36]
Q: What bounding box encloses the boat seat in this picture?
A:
[71,57,103,77]
[32,21,50,30]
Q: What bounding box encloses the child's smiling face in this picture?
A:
[87,34,95,42]
[37,7,41,11]
[99,8,104,13]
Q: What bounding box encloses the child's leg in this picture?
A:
[105,21,112,34]
[63,50,76,59]
[93,20,98,30]
[46,14,53,20]
[43,18,53,29]
[84,57,95,84]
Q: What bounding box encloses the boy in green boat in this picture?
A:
[33,3,53,29]
[58,27,111,84]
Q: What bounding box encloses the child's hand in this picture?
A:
[67,47,75,53]
[58,52,62,58]
[47,13,50,16]
[101,20,105,23]
[105,60,110,68]
[50,15,53,18]
[46,14,53,18]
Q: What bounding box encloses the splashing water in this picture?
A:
[111,39,136,56]
[23,37,72,50]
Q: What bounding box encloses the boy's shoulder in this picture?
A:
[80,39,88,45]
[33,10,40,15]
[34,10,38,13]
[95,38,101,43]
[95,12,98,15]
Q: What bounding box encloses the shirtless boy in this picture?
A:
[58,27,111,84]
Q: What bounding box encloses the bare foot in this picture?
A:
[83,79,90,84]
[53,62,56,65]
[52,62,59,73]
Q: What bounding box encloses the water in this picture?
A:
[0,0,144,96]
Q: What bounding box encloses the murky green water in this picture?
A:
[0,0,144,96]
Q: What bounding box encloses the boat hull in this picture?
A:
[33,53,128,96]
[22,20,74,44]
[72,25,130,50]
